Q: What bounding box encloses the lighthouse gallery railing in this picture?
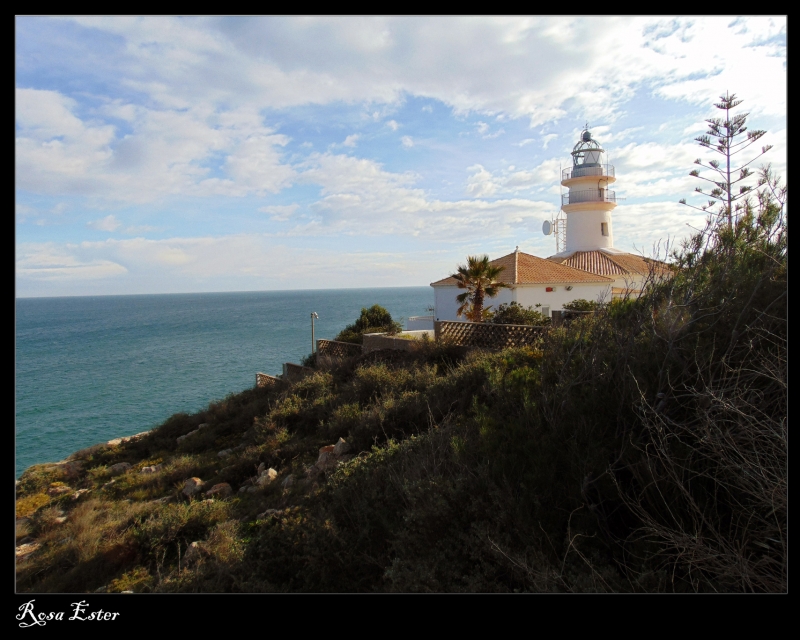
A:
[562,189,617,205]
[562,164,615,181]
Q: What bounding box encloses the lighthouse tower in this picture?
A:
[560,128,616,252]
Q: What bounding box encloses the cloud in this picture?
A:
[259,204,300,221]
[16,88,296,204]
[541,134,558,149]
[386,120,399,131]
[87,215,121,231]
[343,134,360,147]
[465,164,499,198]
[401,136,414,148]
[16,243,127,281]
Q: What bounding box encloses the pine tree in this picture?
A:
[680,92,772,228]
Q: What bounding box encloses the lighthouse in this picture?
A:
[560,128,616,252]
[427,124,670,326]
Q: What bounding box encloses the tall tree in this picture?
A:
[451,255,508,322]
[680,92,772,228]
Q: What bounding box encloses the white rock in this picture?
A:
[257,462,266,475]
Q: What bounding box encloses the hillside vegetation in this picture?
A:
[16,188,786,592]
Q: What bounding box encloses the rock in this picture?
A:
[281,474,296,489]
[257,462,266,475]
[108,462,132,476]
[197,423,209,430]
[333,438,353,456]
[238,486,248,494]
[257,509,282,519]
[183,541,206,566]
[217,449,233,458]
[94,586,107,593]
[71,489,91,501]
[306,464,323,478]
[246,486,258,493]
[141,464,163,474]
[54,516,67,525]
[204,483,233,499]
[338,454,355,464]
[57,460,84,479]
[107,437,124,446]
[176,429,199,444]
[47,485,72,497]
[316,451,337,471]
[257,468,278,486]
[182,478,204,497]
[319,444,336,455]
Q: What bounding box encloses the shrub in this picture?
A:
[489,301,550,326]
[335,304,403,344]
[561,299,598,312]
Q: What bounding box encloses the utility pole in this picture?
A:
[311,312,319,354]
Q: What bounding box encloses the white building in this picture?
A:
[428,127,667,324]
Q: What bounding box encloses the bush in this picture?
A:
[561,299,598,312]
[488,302,550,325]
[335,305,403,344]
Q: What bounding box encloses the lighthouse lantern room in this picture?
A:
[560,128,616,253]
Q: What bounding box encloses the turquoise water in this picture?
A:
[15,287,432,477]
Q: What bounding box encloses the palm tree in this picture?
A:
[451,255,508,322]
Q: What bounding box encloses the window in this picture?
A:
[601,222,609,236]
[541,306,550,317]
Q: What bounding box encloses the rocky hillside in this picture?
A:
[16,203,787,593]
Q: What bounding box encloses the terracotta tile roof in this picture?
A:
[431,250,613,286]
[547,250,670,277]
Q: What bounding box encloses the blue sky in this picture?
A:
[16,16,786,297]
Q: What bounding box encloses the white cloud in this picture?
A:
[16,88,296,204]
[465,164,499,198]
[87,215,121,231]
[259,204,300,221]
[542,134,558,149]
[386,120,399,131]
[343,134,360,147]
[401,136,414,148]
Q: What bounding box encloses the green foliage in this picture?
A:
[680,92,772,227]
[489,301,550,326]
[561,298,598,312]
[334,304,403,344]
[15,138,786,593]
[452,254,509,322]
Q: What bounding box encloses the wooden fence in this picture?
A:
[316,339,363,359]
[434,320,546,349]
[256,372,281,388]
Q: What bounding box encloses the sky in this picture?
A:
[15,16,787,298]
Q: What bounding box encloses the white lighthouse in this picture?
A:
[560,128,616,252]
[427,124,670,326]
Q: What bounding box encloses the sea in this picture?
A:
[15,287,433,478]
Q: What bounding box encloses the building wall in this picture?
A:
[434,282,610,320]
[433,286,514,321]
[514,283,611,312]
[565,207,615,252]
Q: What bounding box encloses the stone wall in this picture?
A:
[282,362,315,383]
[362,331,431,354]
